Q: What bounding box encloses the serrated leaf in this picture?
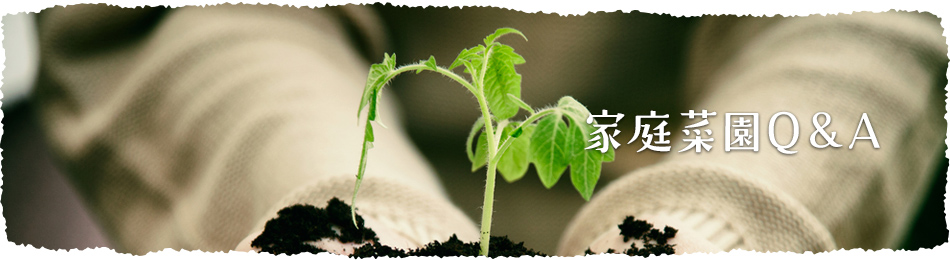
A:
[484,44,525,120]
[484,27,528,46]
[416,55,437,74]
[493,44,526,64]
[498,124,533,182]
[425,55,437,70]
[559,97,597,157]
[486,73,521,120]
[557,96,593,129]
[450,45,485,70]
[466,117,486,163]
[472,131,489,172]
[566,118,603,201]
[353,53,395,225]
[358,54,397,121]
[558,96,617,160]
[530,114,569,188]
[359,65,383,120]
[556,96,616,201]
[386,53,397,70]
[564,119,583,162]
[569,148,602,201]
[463,59,482,76]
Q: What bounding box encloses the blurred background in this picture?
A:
[2,6,948,254]
[2,12,112,249]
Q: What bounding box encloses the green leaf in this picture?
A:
[557,96,617,200]
[486,73,521,119]
[569,148,602,201]
[510,126,524,138]
[351,122,375,225]
[472,131,489,172]
[466,117,486,163]
[484,27,528,46]
[498,124,534,182]
[484,44,526,120]
[558,96,617,160]
[566,117,603,201]
[558,97,595,157]
[507,93,533,114]
[416,55,438,74]
[603,144,615,162]
[358,53,397,121]
[359,86,376,120]
[563,119,583,162]
[425,55,437,70]
[364,121,375,143]
[359,66,382,120]
[530,114,569,188]
[491,44,526,64]
[372,86,386,126]
[557,96,593,130]
[463,59,483,76]
[449,45,485,71]
[352,53,397,225]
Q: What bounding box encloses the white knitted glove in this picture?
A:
[231,176,478,255]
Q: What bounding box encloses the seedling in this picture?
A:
[353,28,615,256]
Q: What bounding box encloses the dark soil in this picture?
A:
[252,198,674,257]
[351,234,544,257]
[251,198,377,255]
[584,216,678,257]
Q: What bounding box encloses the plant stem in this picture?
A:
[390,64,477,95]
[474,84,497,256]
[480,155,498,256]
[390,60,499,256]
[474,44,501,256]
[351,63,477,226]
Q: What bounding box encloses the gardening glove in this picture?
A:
[234,210,419,254]
[231,175,480,254]
[561,11,946,255]
[34,4,478,254]
[562,162,836,255]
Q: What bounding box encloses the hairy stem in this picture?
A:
[391,64,477,95]
[474,44,498,255]
[363,60,502,256]
[480,154,498,256]
[477,45,495,92]
[475,84,497,256]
